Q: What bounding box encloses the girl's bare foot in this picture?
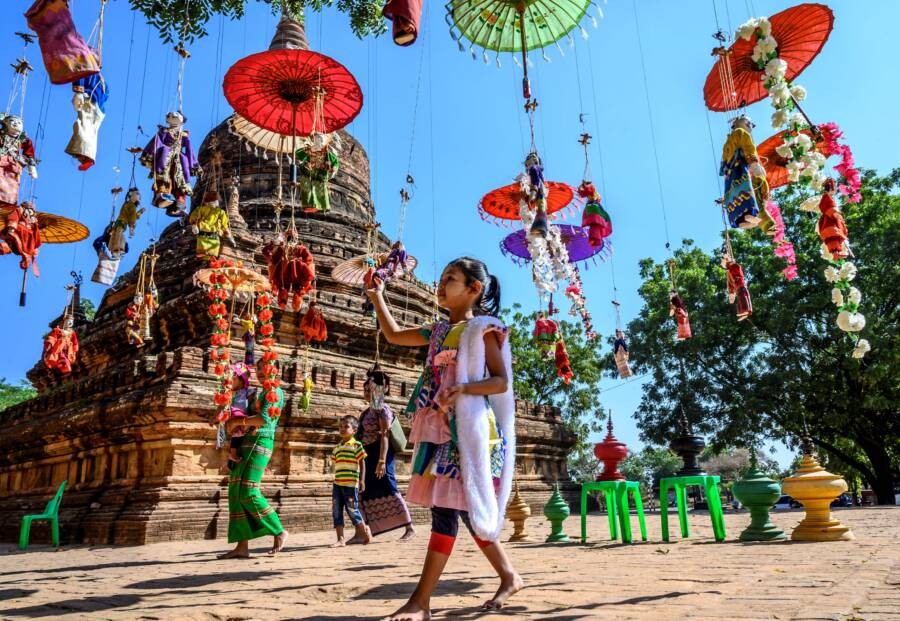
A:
[268,530,288,555]
[482,572,524,610]
[399,525,416,542]
[216,548,250,560]
[330,539,346,548]
[380,600,431,621]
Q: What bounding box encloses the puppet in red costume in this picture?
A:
[817,179,849,260]
[669,291,692,340]
[262,232,316,310]
[722,254,752,321]
[1,200,42,273]
[43,313,79,374]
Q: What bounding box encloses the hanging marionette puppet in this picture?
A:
[299,300,328,343]
[141,111,200,217]
[382,0,424,46]
[613,329,633,378]
[296,131,339,214]
[722,252,753,321]
[817,178,849,261]
[668,259,692,340]
[189,190,232,260]
[239,311,256,365]
[125,251,159,346]
[42,275,82,375]
[25,0,101,85]
[262,228,316,311]
[533,311,559,359]
[92,187,143,285]
[0,114,38,208]
[1,199,41,274]
[524,151,548,238]
[66,73,108,171]
[555,338,573,385]
[578,181,613,248]
[720,115,774,233]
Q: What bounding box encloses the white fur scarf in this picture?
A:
[454,315,517,541]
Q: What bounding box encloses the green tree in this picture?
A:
[503,304,606,482]
[130,0,386,44]
[617,169,900,503]
[80,299,96,322]
[619,447,682,504]
[0,378,36,412]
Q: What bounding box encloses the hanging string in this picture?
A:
[632,0,673,253]
[114,10,138,184]
[584,22,608,197]
[208,13,226,128]
[70,175,88,268]
[426,20,439,287]
[6,34,34,117]
[87,0,109,63]
[174,0,194,114]
[24,74,50,203]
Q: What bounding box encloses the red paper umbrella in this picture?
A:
[704,3,834,112]
[479,181,575,224]
[223,49,363,135]
[757,123,837,190]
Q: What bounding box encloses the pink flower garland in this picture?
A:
[766,200,798,281]
[819,122,862,203]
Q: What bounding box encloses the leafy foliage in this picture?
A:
[129,0,386,44]
[617,169,900,503]
[0,378,36,412]
[618,447,682,503]
[80,299,96,322]
[503,304,606,481]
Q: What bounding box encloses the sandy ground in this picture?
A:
[0,507,897,621]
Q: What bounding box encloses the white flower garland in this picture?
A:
[736,17,827,191]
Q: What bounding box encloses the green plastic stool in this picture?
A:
[659,475,726,542]
[614,481,648,544]
[19,480,66,550]
[580,481,621,543]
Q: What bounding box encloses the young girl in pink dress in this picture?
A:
[366,257,522,621]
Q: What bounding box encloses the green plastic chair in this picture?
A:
[580,481,621,543]
[659,475,726,542]
[581,481,648,544]
[18,480,67,550]
[614,481,648,544]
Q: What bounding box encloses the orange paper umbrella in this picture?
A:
[478,181,575,225]
[332,253,418,286]
[704,3,834,112]
[194,264,270,296]
[0,207,90,244]
[757,123,838,190]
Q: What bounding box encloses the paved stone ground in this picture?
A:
[0,507,897,620]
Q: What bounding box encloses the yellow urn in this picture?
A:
[505,477,532,542]
[782,443,854,542]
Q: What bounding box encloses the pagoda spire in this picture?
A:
[269,13,309,51]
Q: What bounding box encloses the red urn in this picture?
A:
[594,413,628,481]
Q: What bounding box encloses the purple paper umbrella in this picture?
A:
[499,224,612,267]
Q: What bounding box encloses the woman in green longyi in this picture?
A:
[218,359,287,559]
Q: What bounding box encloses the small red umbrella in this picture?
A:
[478,181,575,225]
[223,49,363,136]
[704,3,834,112]
[757,123,837,190]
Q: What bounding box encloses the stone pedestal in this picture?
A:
[782,442,854,542]
[594,413,627,481]
[732,463,786,542]
[505,477,532,542]
[670,413,706,477]
[543,483,570,543]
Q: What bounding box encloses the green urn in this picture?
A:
[543,483,570,543]
[732,464,787,542]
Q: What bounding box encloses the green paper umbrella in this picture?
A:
[446,0,600,64]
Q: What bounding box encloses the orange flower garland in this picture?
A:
[256,291,282,418]
[208,258,235,421]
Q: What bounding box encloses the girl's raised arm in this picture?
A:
[366,276,429,347]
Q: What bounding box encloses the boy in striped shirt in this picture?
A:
[330,415,371,546]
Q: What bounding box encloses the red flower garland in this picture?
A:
[256,291,282,418]
[208,260,234,422]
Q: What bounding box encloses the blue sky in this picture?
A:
[1,1,896,465]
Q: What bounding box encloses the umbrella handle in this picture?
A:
[19,269,27,307]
